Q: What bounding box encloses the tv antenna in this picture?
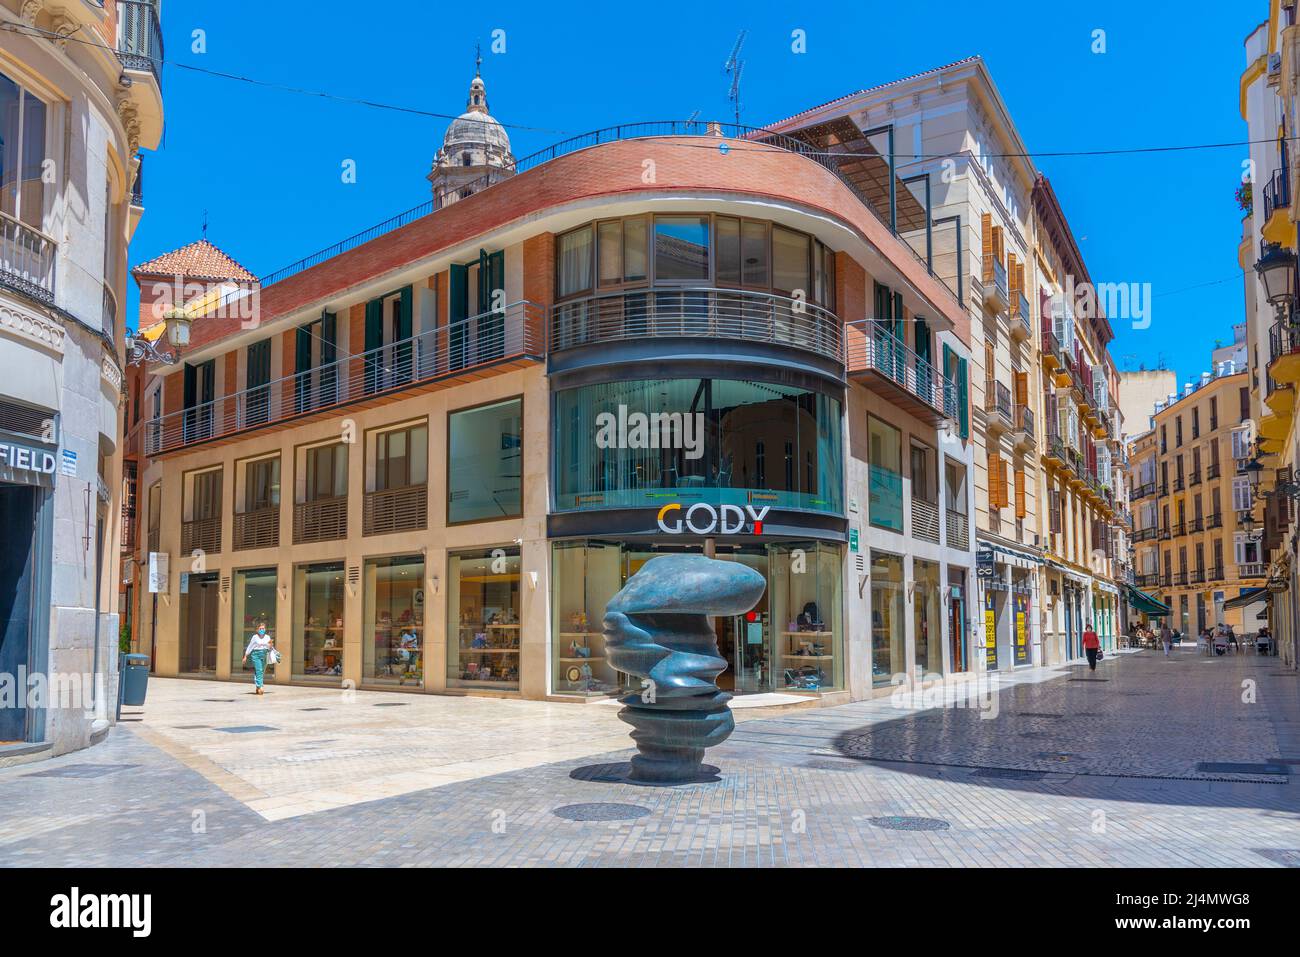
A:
[724,30,746,128]
[685,109,701,127]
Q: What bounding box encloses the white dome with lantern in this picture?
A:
[429,58,515,206]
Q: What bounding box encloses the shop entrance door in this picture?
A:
[714,548,769,695]
[949,586,966,672]
[0,484,38,742]
[179,572,220,675]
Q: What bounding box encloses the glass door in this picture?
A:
[179,572,219,675]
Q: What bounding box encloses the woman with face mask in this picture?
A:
[241,624,277,695]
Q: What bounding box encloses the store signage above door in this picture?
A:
[656,502,769,535]
[0,438,57,488]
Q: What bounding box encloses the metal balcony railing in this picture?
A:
[1189,469,1201,486]
[1041,322,1063,367]
[1171,571,1187,586]
[1012,292,1031,336]
[1013,403,1035,443]
[363,484,428,536]
[117,0,163,89]
[1188,516,1203,533]
[233,507,280,551]
[1133,481,1156,500]
[1136,573,1159,589]
[143,301,544,454]
[552,287,842,363]
[1269,317,1300,365]
[1207,512,1223,529]
[294,496,347,544]
[845,321,955,420]
[0,210,56,305]
[1264,165,1292,222]
[1189,569,1205,585]
[984,379,1013,424]
[131,156,144,207]
[1207,462,1220,480]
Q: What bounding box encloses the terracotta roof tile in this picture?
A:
[131,239,258,283]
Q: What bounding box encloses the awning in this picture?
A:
[1125,585,1170,616]
[1222,587,1268,611]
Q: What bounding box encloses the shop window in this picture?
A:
[363,555,424,687]
[551,541,623,696]
[292,562,346,681]
[447,546,521,690]
[912,559,943,675]
[232,567,277,679]
[871,551,905,684]
[447,398,522,523]
[769,541,843,691]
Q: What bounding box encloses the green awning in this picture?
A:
[1222,587,1268,611]
[1125,585,1170,616]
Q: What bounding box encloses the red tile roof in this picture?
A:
[131,239,258,283]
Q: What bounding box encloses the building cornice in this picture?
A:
[0,294,65,354]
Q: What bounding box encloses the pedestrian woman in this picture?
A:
[1082,621,1101,672]
[1161,622,1173,657]
[241,624,276,695]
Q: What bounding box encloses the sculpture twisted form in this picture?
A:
[603,554,766,783]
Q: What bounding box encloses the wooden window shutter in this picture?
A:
[988,452,1003,508]
[1008,252,1019,297]
[1049,488,1062,533]
[1014,467,1026,519]
[981,213,993,282]
[1014,371,1028,406]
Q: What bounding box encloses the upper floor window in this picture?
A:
[0,72,49,229]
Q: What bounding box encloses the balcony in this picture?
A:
[233,507,280,551]
[1043,430,1068,468]
[845,322,955,425]
[1010,292,1031,340]
[1268,317,1300,385]
[131,157,145,208]
[1133,526,1159,543]
[1188,469,1201,487]
[983,380,1013,433]
[1171,571,1187,587]
[982,258,1008,313]
[0,210,56,306]
[1132,481,1156,500]
[1207,462,1220,481]
[1172,476,1185,492]
[1189,569,1205,585]
[1011,403,1035,449]
[181,515,221,555]
[1136,573,1160,589]
[144,301,545,455]
[117,0,163,90]
[1239,562,1266,578]
[945,510,970,550]
[1187,516,1203,533]
[1207,512,1223,529]
[1206,565,1224,582]
[1171,521,1185,537]
[1263,166,1294,248]
[294,496,347,545]
[363,484,428,536]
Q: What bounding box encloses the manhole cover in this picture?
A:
[1253,849,1300,867]
[299,708,327,712]
[1196,762,1288,775]
[24,763,137,779]
[553,803,652,822]
[215,725,278,734]
[867,816,951,832]
[373,702,408,707]
[972,767,1046,781]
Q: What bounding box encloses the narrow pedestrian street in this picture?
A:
[3,648,1296,867]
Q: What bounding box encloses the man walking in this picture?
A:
[1161,623,1173,657]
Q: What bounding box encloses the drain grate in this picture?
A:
[1196,762,1288,775]
[972,767,1047,781]
[1068,678,1109,682]
[553,803,652,822]
[215,725,278,734]
[802,758,864,771]
[202,698,237,703]
[867,815,951,832]
[24,763,137,779]
[172,725,210,730]
[299,708,327,712]
[1253,849,1300,867]
[373,702,409,707]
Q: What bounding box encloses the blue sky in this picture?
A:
[134,1,1256,384]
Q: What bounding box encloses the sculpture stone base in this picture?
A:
[603,555,765,785]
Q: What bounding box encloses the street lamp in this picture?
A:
[1254,243,1297,314]
[163,306,192,350]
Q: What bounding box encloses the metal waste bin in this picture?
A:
[119,653,150,708]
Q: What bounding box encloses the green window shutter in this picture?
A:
[957,356,970,439]
[320,312,337,403]
[449,263,469,369]
[915,316,930,363]
[364,299,383,351]
[892,291,905,340]
[397,287,413,339]
[294,326,312,411]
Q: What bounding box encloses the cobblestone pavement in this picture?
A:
[2,648,1299,867]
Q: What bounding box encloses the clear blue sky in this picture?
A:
[133,1,1256,385]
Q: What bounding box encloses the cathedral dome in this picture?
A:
[430,64,515,201]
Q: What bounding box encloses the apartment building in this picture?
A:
[122,67,979,704]
[771,58,1127,671]
[1128,371,1266,635]
[1032,177,1127,662]
[0,0,162,759]
[1241,3,1300,668]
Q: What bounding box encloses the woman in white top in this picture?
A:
[241,624,276,695]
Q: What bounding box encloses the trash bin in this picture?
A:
[119,653,150,708]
